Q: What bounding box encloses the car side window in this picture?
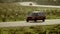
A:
[33,13,38,16]
[38,12,45,16]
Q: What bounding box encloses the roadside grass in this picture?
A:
[0,24,60,34]
[0,3,60,22]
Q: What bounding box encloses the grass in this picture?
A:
[0,3,60,22]
[0,24,60,34]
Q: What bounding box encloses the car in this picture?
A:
[26,11,46,22]
[29,3,32,5]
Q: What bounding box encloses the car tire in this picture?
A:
[26,19,29,22]
[34,20,37,22]
[42,19,45,22]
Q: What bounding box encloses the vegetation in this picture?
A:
[0,3,60,22]
[0,24,60,34]
[0,0,60,5]
[19,0,60,6]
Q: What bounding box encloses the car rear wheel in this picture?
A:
[26,19,29,22]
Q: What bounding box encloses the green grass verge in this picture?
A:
[0,24,60,34]
[0,3,60,22]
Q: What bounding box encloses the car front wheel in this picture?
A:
[42,19,45,22]
[34,20,37,22]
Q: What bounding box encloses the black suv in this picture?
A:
[26,11,46,22]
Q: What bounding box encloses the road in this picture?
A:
[22,5,60,8]
[19,2,60,8]
[0,19,60,27]
[32,5,60,8]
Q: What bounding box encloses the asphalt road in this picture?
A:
[32,5,60,8]
[22,5,60,8]
[0,19,60,27]
[19,2,60,8]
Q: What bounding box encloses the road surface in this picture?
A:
[19,2,60,8]
[0,19,60,27]
[22,5,60,8]
[32,5,60,8]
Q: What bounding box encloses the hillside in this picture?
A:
[0,3,60,22]
[0,0,60,6]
